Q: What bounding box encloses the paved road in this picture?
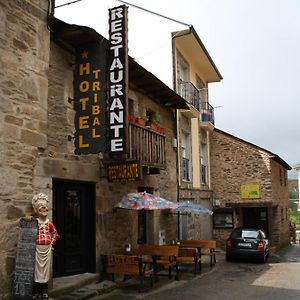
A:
[94,244,300,300]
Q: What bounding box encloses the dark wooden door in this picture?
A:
[243,207,269,236]
[53,180,95,277]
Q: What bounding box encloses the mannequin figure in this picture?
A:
[32,193,59,300]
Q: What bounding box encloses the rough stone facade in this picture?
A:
[0,1,50,298]
[210,129,291,251]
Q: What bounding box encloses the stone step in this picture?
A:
[49,273,116,300]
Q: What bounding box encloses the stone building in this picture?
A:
[0,1,189,297]
[210,129,292,251]
[0,0,51,297]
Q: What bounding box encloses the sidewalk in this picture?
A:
[49,254,223,300]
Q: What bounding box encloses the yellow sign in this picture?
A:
[241,184,260,199]
[107,161,141,182]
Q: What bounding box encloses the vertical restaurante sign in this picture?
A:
[74,44,107,154]
[108,5,128,153]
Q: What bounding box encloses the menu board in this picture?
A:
[12,218,37,300]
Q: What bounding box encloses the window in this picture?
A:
[213,209,234,228]
[201,142,208,184]
[181,132,191,181]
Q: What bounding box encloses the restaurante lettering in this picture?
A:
[108,5,128,153]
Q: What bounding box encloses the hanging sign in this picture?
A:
[241,184,261,199]
[74,43,107,154]
[107,161,141,182]
[108,5,129,153]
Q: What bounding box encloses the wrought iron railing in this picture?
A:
[179,81,215,125]
[128,122,166,168]
[179,81,200,110]
[200,102,215,125]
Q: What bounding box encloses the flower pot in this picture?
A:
[158,127,166,135]
[128,114,137,123]
[136,118,146,126]
[150,122,158,131]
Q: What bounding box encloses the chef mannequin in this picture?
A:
[31,193,59,300]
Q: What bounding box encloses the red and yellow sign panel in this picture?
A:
[107,161,141,182]
[241,184,261,199]
[74,44,107,154]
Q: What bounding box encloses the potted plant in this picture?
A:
[136,117,146,126]
[128,114,137,123]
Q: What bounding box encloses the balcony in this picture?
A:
[180,81,200,111]
[200,102,214,125]
[128,122,166,168]
[179,81,214,125]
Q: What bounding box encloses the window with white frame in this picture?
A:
[182,132,191,181]
[201,142,208,184]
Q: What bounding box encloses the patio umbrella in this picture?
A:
[115,191,179,210]
[176,201,213,215]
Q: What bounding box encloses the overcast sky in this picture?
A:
[55,0,300,178]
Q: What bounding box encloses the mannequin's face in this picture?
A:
[36,204,48,218]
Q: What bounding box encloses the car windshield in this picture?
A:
[231,229,259,239]
[241,230,259,239]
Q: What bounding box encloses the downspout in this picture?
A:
[172,33,181,241]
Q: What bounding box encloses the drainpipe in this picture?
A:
[175,108,181,241]
[172,36,181,241]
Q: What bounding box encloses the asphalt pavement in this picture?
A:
[90,244,300,300]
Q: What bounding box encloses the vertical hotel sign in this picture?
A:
[74,44,107,154]
[108,5,128,153]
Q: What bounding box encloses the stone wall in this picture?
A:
[0,1,49,298]
[211,129,290,250]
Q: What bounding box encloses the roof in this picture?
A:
[214,128,292,170]
[172,26,222,82]
[48,17,189,110]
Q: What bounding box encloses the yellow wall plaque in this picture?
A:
[241,184,260,199]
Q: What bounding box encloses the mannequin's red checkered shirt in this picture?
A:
[36,221,59,245]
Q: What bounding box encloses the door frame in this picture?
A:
[52,178,96,277]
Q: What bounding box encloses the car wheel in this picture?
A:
[226,253,232,262]
[259,253,266,264]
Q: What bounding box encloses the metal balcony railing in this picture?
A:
[128,122,166,168]
[200,102,215,125]
[179,81,215,125]
[179,81,200,110]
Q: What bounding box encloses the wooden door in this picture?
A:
[53,180,95,277]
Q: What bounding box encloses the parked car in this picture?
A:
[226,227,269,263]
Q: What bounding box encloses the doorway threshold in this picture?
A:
[50,273,99,298]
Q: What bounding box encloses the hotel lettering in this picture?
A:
[74,44,107,154]
[108,5,128,153]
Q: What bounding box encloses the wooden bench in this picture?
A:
[105,254,153,292]
[137,244,179,280]
[176,247,201,276]
[179,240,217,266]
